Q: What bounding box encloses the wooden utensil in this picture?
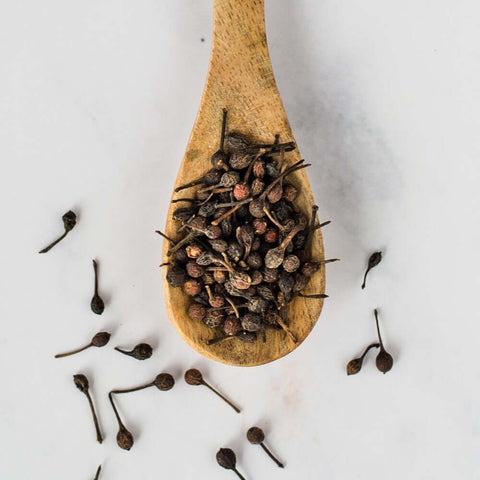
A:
[162,0,326,366]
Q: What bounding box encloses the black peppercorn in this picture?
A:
[114,343,153,360]
[346,343,380,375]
[185,369,241,413]
[188,303,206,321]
[241,313,262,332]
[186,261,204,278]
[374,309,393,373]
[166,265,187,287]
[203,309,225,328]
[90,259,105,315]
[39,210,77,253]
[283,254,300,273]
[73,374,103,444]
[361,251,382,289]
[55,332,110,358]
[246,426,284,468]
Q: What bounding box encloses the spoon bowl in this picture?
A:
[162,0,326,366]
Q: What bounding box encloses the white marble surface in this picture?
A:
[1,1,479,478]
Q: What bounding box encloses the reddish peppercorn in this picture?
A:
[188,303,206,321]
[183,279,202,296]
[264,227,278,244]
[233,183,251,201]
[186,243,203,259]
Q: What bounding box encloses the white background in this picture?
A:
[1,1,479,479]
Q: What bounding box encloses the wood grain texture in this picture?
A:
[161,0,326,366]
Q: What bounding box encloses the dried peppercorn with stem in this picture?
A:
[55,332,110,358]
[346,342,380,375]
[361,251,382,289]
[114,343,153,360]
[374,309,393,373]
[90,259,105,315]
[184,368,240,413]
[108,392,134,451]
[216,448,247,480]
[110,373,175,396]
[73,374,103,444]
[39,210,77,253]
[246,426,284,468]
[211,109,229,170]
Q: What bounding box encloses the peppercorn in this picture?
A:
[241,313,263,332]
[283,183,298,202]
[166,265,187,287]
[233,183,250,201]
[186,261,204,278]
[203,309,225,328]
[253,159,266,178]
[283,254,300,273]
[188,303,206,321]
[186,243,203,259]
[251,177,265,196]
[223,316,242,336]
[264,227,278,244]
[183,279,202,296]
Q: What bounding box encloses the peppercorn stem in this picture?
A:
[302,205,319,255]
[175,178,204,192]
[275,316,298,344]
[94,465,101,480]
[38,230,68,253]
[360,342,381,360]
[207,335,232,345]
[171,197,194,203]
[262,206,284,230]
[260,442,284,468]
[113,347,141,358]
[167,232,195,254]
[215,197,253,208]
[220,109,227,151]
[361,271,369,289]
[111,383,153,395]
[262,159,310,198]
[92,260,99,295]
[374,309,384,348]
[108,392,127,430]
[279,223,304,250]
[85,390,103,444]
[225,296,240,318]
[245,140,295,152]
[55,342,92,358]
[211,203,244,226]
[297,293,329,299]
[201,380,241,413]
[313,220,331,231]
[232,468,246,480]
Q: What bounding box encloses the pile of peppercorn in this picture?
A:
[161,111,335,346]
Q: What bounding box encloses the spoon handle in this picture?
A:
[204,0,286,137]
[212,0,266,58]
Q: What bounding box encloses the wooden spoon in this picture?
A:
[162,0,326,367]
